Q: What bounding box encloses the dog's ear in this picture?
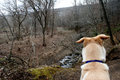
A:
[76,37,85,43]
[97,34,110,40]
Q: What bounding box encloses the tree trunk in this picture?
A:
[34,17,37,38]
[42,28,46,46]
[99,0,115,45]
[18,24,21,40]
[7,37,14,61]
[51,7,55,38]
[42,10,48,47]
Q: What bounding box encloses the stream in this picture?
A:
[60,53,81,68]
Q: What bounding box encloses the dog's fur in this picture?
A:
[76,34,110,80]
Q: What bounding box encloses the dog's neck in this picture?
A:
[82,43,106,62]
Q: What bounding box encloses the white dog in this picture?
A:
[76,34,110,80]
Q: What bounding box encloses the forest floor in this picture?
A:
[0,28,79,66]
[0,27,120,80]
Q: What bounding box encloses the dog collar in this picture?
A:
[85,60,104,64]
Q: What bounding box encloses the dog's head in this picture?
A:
[76,34,110,47]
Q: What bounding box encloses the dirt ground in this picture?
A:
[0,29,79,67]
[0,28,120,80]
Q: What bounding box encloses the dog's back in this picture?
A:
[81,62,110,80]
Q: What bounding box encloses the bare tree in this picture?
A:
[0,11,14,38]
[51,0,56,37]
[32,12,37,38]
[99,0,115,45]
[0,0,28,62]
[11,0,28,40]
[83,0,102,34]
[73,0,79,32]
[2,0,28,40]
[28,0,53,46]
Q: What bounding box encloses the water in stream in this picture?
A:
[60,53,81,68]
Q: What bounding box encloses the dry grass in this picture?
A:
[0,29,78,67]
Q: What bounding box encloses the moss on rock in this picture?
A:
[28,65,79,80]
[28,65,62,80]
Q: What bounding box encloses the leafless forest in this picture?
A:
[0,0,120,80]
